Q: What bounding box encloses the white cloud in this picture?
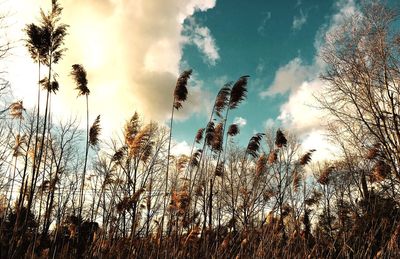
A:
[233,116,247,127]
[171,140,192,156]
[292,9,307,31]
[277,80,326,135]
[3,0,216,137]
[260,57,316,97]
[184,17,220,65]
[301,130,341,162]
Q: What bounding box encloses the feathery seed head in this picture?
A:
[173,69,192,110]
[275,129,287,148]
[227,124,240,137]
[89,115,101,147]
[229,75,249,109]
[71,64,90,96]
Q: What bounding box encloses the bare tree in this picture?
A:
[319,2,400,182]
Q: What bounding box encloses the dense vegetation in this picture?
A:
[1,1,400,258]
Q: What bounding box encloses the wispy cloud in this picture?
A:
[184,17,220,65]
[292,9,307,31]
[264,118,276,129]
[257,11,272,36]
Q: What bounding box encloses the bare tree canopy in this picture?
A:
[320,2,400,179]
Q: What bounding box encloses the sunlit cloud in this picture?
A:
[3,0,217,137]
[171,140,191,156]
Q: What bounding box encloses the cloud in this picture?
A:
[277,80,326,135]
[260,57,316,97]
[233,116,247,127]
[3,0,216,136]
[184,17,220,65]
[292,9,307,31]
[257,11,272,36]
[301,130,341,161]
[171,140,191,156]
[255,58,265,74]
[264,118,276,129]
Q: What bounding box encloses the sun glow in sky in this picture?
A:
[2,0,396,158]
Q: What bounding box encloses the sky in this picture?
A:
[1,0,395,160]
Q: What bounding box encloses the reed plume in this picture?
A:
[173,69,192,109]
[214,85,231,117]
[25,23,48,63]
[366,143,380,160]
[318,166,334,185]
[39,0,68,65]
[370,160,390,182]
[299,149,316,165]
[275,129,287,148]
[215,161,225,177]
[177,155,189,174]
[71,64,90,96]
[212,122,224,152]
[89,115,101,147]
[9,101,25,119]
[205,121,215,147]
[227,123,240,137]
[124,112,141,147]
[190,149,202,167]
[268,150,278,164]
[229,76,249,109]
[195,128,205,144]
[112,146,128,163]
[39,77,59,93]
[116,188,145,213]
[12,134,27,157]
[256,153,268,176]
[246,133,264,158]
[130,123,156,158]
